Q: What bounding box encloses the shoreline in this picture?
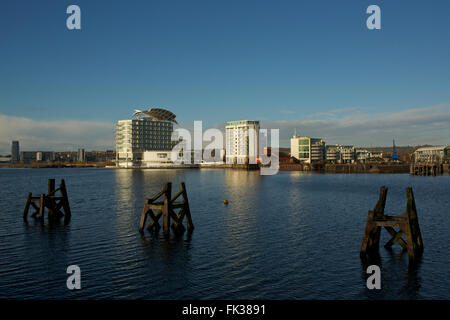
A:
[0,162,417,174]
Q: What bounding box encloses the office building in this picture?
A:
[115,108,177,167]
[11,141,19,163]
[290,135,325,163]
[225,120,260,164]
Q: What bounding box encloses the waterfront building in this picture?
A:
[115,108,177,167]
[414,146,450,162]
[85,150,116,163]
[77,148,86,162]
[325,145,340,162]
[225,120,260,164]
[20,151,55,163]
[356,149,383,163]
[290,135,325,163]
[338,145,356,163]
[11,141,19,163]
[325,144,355,163]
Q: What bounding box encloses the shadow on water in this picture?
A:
[23,215,70,233]
[360,247,423,299]
[139,229,193,258]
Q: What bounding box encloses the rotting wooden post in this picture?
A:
[405,187,424,259]
[360,186,387,257]
[162,182,172,236]
[39,194,45,220]
[47,179,56,220]
[360,186,424,264]
[181,182,194,232]
[23,179,72,225]
[139,201,149,232]
[60,179,71,224]
[139,181,194,236]
[23,192,32,221]
[48,179,55,194]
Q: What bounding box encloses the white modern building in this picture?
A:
[338,145,356,163]
[290,135,325,163]
[225,120,260,164]
[414,146,449,162]
[115,108,178,167]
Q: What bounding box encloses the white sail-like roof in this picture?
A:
[132,108,177,123]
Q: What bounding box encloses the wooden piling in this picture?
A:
[23,179,72,225]
[162,182,172,236]
[139,182,194,236]
[360,186,424,263]
[23,192,32,221]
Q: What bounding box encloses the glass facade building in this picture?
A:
[290,135,325,163]
[115,115,175,167]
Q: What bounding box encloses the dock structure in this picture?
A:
[139,182,194,236]
[23,179,71,225]
[410,162,445,176]
[360,186,424,263]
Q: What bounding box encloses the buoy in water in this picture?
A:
[223,200,229,205]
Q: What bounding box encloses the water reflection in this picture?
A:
[114,169,194,265]
[360,248,422,299]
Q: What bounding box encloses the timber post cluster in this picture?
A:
[23,179,72,225]
[410,162,445,176]
[360,186,424,263]
[139,182,194,236]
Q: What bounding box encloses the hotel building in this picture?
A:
[115,108,177,167]
[225,120,260,164]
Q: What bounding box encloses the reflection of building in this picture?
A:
[11,141,19,163]
[414,146,449,162]
[290,135,325,163]
[115,108,177,167]
[225,120,260,164]
[77,148,86,162]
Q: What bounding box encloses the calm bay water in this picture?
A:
[0,168,449,299]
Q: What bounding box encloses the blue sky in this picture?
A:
[1,0,450,152]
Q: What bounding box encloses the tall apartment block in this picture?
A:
[225,120,260,164]
[290,135,325,163]
[115,108,177,167]
[77,148,86,162]
[11,141,19,163]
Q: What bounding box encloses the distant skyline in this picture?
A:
[1,0,450,152]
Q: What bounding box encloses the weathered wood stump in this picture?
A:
[360,186,424,263]
[139,182,194,236]
[23,179,72,225]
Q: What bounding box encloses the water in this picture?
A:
[0,168,449,299]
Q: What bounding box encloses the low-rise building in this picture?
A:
[20,151,55,163]
[339,145,355,163]
[414,146,449,162]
